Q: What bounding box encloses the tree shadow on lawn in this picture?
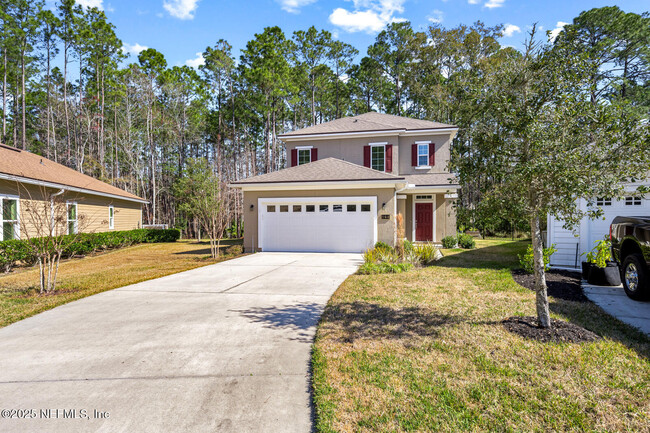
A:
[173,238,243,256]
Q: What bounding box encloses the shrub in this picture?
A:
[374,241,392,250]
[403,239,414,254]
[226,244,243,256]
[358,262,413,275]
[457,233,476,249]
[441,235,457,249]
[584,239,612,268]
[0,228,180,273]
[518,244,557,274]
[415,243,441,265]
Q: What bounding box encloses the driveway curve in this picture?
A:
[0,252,361,433]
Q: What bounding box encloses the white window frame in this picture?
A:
[369,142,386,172]
[296,146,312,166]
[416,141,431,169]
[0,194,20,241]
[67,201,78,235]
[109,205,115,229]
[412,194,436,242]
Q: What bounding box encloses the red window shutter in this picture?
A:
[411,144,417,166]
[363,145,371,168]
[385,145,392,172]
[291,149,298,167]
[429,143,435,166]
[311,147,318,162]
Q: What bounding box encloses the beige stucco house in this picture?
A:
[231,112,459,253]
[0,143,146,241]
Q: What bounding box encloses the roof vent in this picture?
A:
[40,159,44,165]
[353,119,358,122]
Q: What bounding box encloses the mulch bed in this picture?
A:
[502,316,602,343]
[511,269,588,303]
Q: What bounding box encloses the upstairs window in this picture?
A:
[298,148,311,165]
[371,145,385,172]
[1,197,19,241]
[67,202,78,235]
[417,143,429,167]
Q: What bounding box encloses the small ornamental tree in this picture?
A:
[175,158,233,259]
[462,27,649,328]
[19,185,90,293]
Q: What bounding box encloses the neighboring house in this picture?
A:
[231,112,459,253]
[0,143,147,241]
[547,181,650,268]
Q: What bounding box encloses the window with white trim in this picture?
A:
[67,202,78,234]
[297,148,311,165]
[417,143,429,167]
[625,196,642,206]
[371,145,385,171]
[109,205,114,229]
[1,196,19,241]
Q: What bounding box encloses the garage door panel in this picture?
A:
[259,197,377,253]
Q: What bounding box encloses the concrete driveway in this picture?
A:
[0,252,361,433]
[583,282,650,336]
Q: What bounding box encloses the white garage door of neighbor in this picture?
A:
[586,197,650,251]
[258,197,377,253]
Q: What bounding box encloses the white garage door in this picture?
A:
[586,196,650,251]
[258,197,377,253]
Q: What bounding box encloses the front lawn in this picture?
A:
[312,239,650,432]
[0,239,242,328]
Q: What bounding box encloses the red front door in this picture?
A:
[415,203,433,241]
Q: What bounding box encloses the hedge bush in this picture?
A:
[0,228,180,273]
[457,233,476,249]
[441,235,458,249]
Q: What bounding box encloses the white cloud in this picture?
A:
[468,0,480,4]
[185,52,205,69]
[549,21,569,42]
[484,0,504,8]
[328,0,406,34]
[76,0,103,9]
[276,0,316,13]
[427,9,443,24]
[163,0,200,20]
[123,43,149,55]
[502,24,520,37]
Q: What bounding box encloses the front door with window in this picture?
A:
[415,202,433,241]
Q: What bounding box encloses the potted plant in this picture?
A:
[585,239,621,286]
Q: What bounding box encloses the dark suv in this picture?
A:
[610,216,650,300]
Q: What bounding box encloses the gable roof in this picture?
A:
[278,112,456,138]
[404,173,459,187]
[231,158,405,185]
[0,144,146,203]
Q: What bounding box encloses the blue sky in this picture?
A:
[75,0,648,68]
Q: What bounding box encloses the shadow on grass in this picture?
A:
[233,302,324,343]
[174,238,243,256]
[434,240,529,270]
[319,301,462,344]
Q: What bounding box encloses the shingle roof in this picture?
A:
[231,158,405,185]
[279,112,456,138]
[0,144,146,202]
[405,173,459,187]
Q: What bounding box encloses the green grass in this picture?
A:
[0,239,243,328]
[312,239,650,432]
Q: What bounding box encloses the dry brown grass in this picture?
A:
[312,240,650,433]
[0,239,242,328]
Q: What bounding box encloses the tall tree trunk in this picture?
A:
[21,46,26,149]
[531,214,551,328]
[46,41,52,159]
[2,48,6,141]
[63,42,71,161]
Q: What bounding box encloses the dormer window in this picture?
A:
[297,147,311,165]
[417,143,429,167]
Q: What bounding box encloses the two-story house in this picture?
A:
[231,112,459,252]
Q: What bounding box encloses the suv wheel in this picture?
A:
[622,254,650,301]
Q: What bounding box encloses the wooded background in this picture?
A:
[1,1,648,236]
